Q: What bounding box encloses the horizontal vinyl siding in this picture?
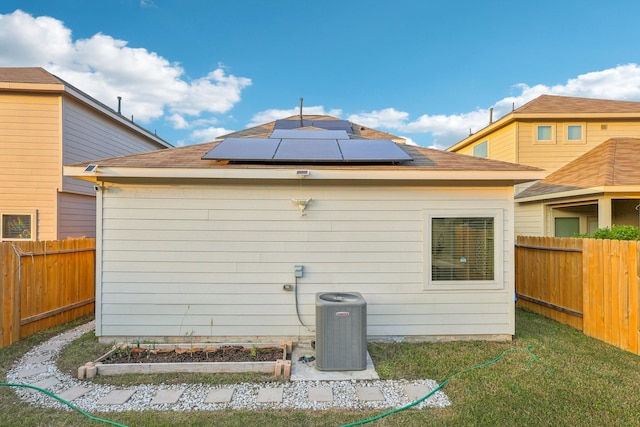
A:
[514,202,544,236]
[98,181,515,340]
[518,120,640,174]
[57,192,96,238]
[0,93,61,240]
[61,97,165,195]
[488,123,517,163]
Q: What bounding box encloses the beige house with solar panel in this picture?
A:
[65,116,543,343]
[0,67,171,241]
[447,95,640,236]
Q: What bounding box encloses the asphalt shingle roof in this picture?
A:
[0,67,63,85]
[71,115,541,173]
[514,94,640,114]
[516,137,640,198]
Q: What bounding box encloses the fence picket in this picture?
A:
[516,236,640,356]
[0,238,95,348]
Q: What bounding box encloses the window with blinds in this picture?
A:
[431,217,494,282]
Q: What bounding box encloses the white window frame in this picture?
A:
[425,209,503,290]
[1,211,36,241]
[534,123,555,144]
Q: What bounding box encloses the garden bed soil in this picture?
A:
[100,345,284,364]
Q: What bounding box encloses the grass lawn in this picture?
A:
[2,308,640,426]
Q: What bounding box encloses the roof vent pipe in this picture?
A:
[299,97,303,127]
[489,107,493,124]
[117,96,122,114]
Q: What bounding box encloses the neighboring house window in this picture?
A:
[566,124,585,144]
[426,209,503,290]
[554,217,579,237]
[567,125,582,140]
[536,125,553,142]
[1,213,34,241]
[473,141,488,158]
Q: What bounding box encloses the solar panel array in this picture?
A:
[202,117,412,164]
[274,119,353,134]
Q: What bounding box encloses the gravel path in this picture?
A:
[5,321,450,413]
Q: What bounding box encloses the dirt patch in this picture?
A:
[100,345,284,364]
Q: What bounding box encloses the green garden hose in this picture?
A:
[0,382,129,427]
[340,347,533,427]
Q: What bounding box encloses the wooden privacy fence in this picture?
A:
[516,236,639,355]
[1,238,95,348]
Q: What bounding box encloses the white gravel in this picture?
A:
[5,321,450,413]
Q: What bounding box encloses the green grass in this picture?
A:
[2,309,640,426]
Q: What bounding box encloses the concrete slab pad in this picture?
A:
[14,365,48,378]
[150,388,185,405]
[404,384,433,401]
[290,345,379,381]
[58,386,92,402]
[204,388,235,403]
[98,389,135,405]
[307,386,333,402]
[27,377,60,391]
[356,386,385,402]
[257,387,284,403]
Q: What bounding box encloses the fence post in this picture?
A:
[1,242,21,348]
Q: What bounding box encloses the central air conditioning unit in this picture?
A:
[315,292,367,371]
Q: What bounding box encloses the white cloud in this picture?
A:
[248,105,342,127]
[347,108,409,129]
[189,127,235,143]
[346,64,640,149]
[0,10,251,127]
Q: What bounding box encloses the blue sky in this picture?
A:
[2,1,640,148]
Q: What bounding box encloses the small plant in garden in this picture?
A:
[250,344,258,358]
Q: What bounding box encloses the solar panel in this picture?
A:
[338,139,413,162]
[311,120,353,133]
[274,119,311,129]
[201,138,279,161]
[273,139,343,161]
[270,129,349,139]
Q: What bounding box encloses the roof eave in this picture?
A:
[64,165,545,184]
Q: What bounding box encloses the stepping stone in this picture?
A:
[404,384,433,401]
[58,386,92,402]
[23,354,52,364]
[14,365,48,378]
[150,388,185,405]
[98,389,135,405]
[205,388,235,403]
[257,387,284,403]
[28,377,60,391]
[308,386,333,402]
[356,386,385,402]
[38,341,64,351]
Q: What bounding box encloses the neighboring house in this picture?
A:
[447,94,640,236]
[65,116,542,343]
[0,67,171,241]
[515,138,640,237]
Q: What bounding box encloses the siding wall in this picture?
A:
[58,192,96,238]
[514,202,545,236]
[97,180,515,341]
[61,97,164,196]
[517,120,640,175]
[455,123,516,163]
[0,92,62,241]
